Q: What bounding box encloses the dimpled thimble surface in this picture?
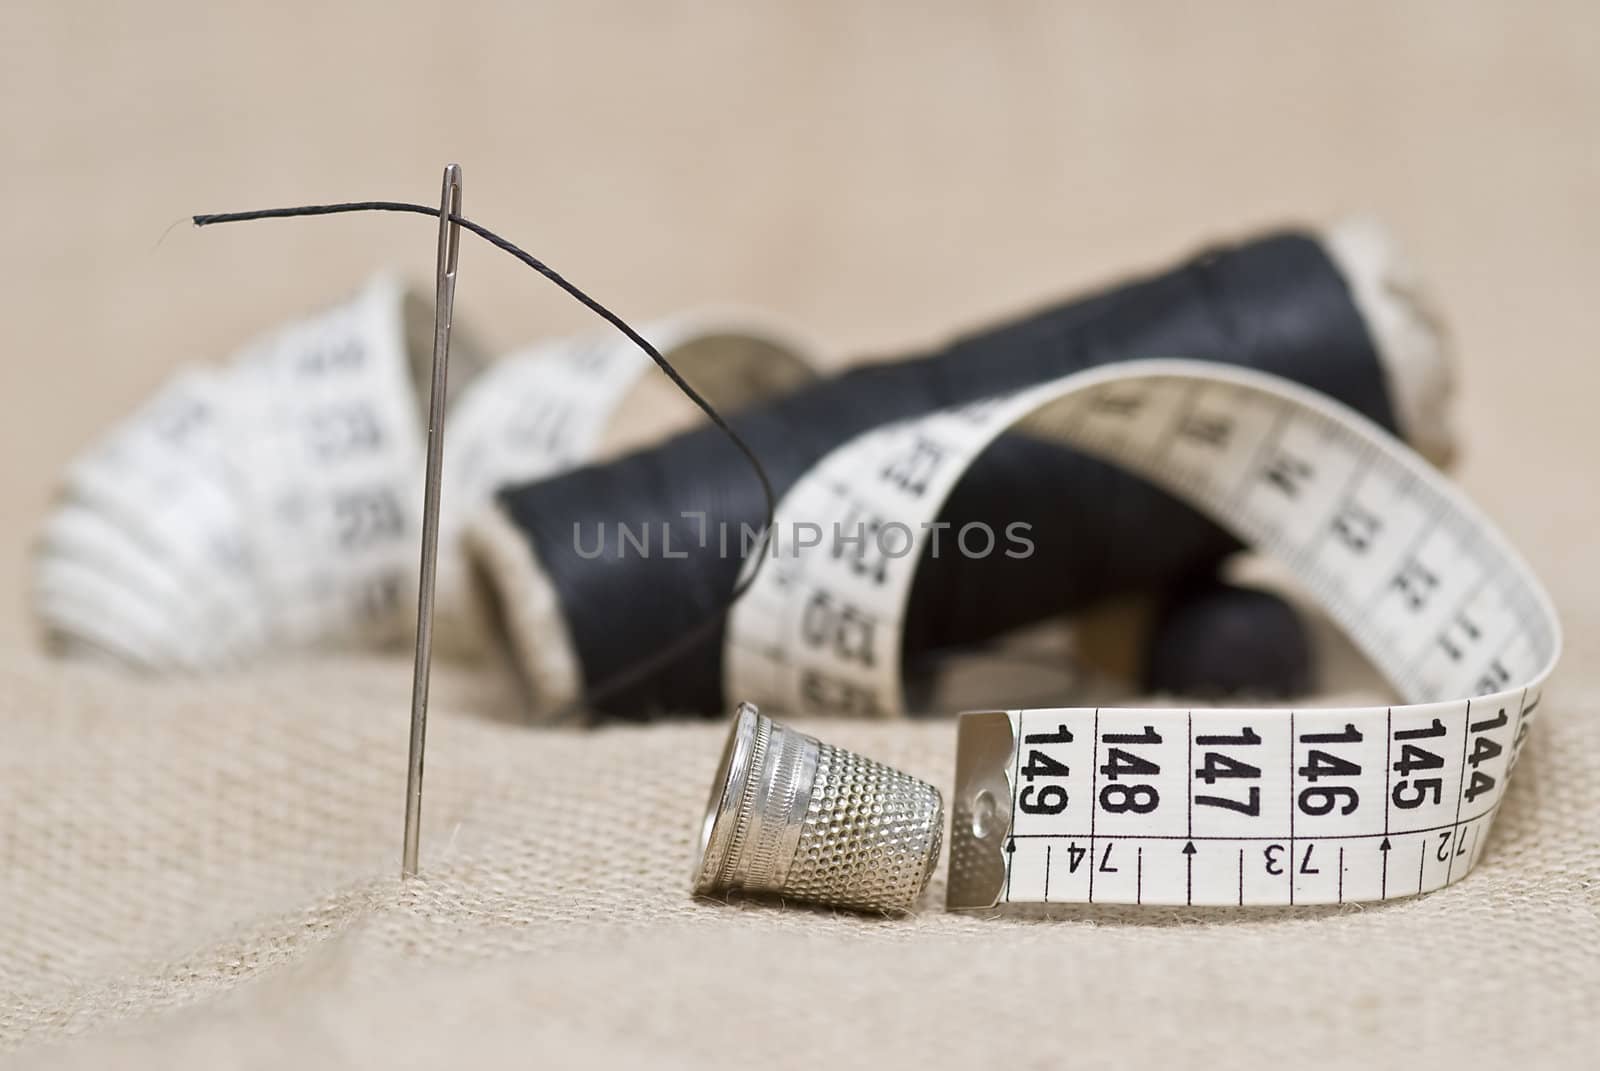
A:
[693,703,943,913]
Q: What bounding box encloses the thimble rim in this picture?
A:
[692,701,762,896]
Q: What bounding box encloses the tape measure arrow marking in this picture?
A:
[1183,840,1196,906]
[724,359,1561,909]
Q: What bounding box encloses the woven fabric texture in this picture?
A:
[1,649,1596,1068]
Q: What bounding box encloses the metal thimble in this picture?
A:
[693,702,944,913]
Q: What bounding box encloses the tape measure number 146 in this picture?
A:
[721,359,1559,909]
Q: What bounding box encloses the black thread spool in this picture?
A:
[1141,578,1315,699]
[475,221,1450,718]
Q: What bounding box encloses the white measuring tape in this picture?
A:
[33,277,818,668]
[725,359,1560,907]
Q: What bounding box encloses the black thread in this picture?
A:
[192,200,775,711]
[195,207,1406,719]
[1143,579,1314,698]
[496,231,1400,718]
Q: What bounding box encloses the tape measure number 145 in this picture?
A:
[721,359,1558,909]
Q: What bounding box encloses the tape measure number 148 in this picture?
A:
[721,359,1559,909]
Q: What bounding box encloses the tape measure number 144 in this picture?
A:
[720,359,1559,909]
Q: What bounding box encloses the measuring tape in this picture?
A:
[725,359,1559,907]
[33,277,817,668]
[39,367,267,667]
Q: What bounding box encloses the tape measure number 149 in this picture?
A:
[722,359,1559,909]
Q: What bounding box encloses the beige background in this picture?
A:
[2,1,1598,1066]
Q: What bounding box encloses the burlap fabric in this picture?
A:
[2,645,1597,1068]
[4,2,1598,1066]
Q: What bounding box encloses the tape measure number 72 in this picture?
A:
[722,359,1559,908]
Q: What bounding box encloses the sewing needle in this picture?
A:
[402,163,462,879]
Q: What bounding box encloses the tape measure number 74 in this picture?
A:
[722,359,1559,909]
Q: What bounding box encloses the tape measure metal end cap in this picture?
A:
[946,711,1015,910]
[694,702,944,914]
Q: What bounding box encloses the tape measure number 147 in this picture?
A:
[721,359,1559,909]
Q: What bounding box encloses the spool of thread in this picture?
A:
[469,219,1453,719]
[1141,579,1315,699]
